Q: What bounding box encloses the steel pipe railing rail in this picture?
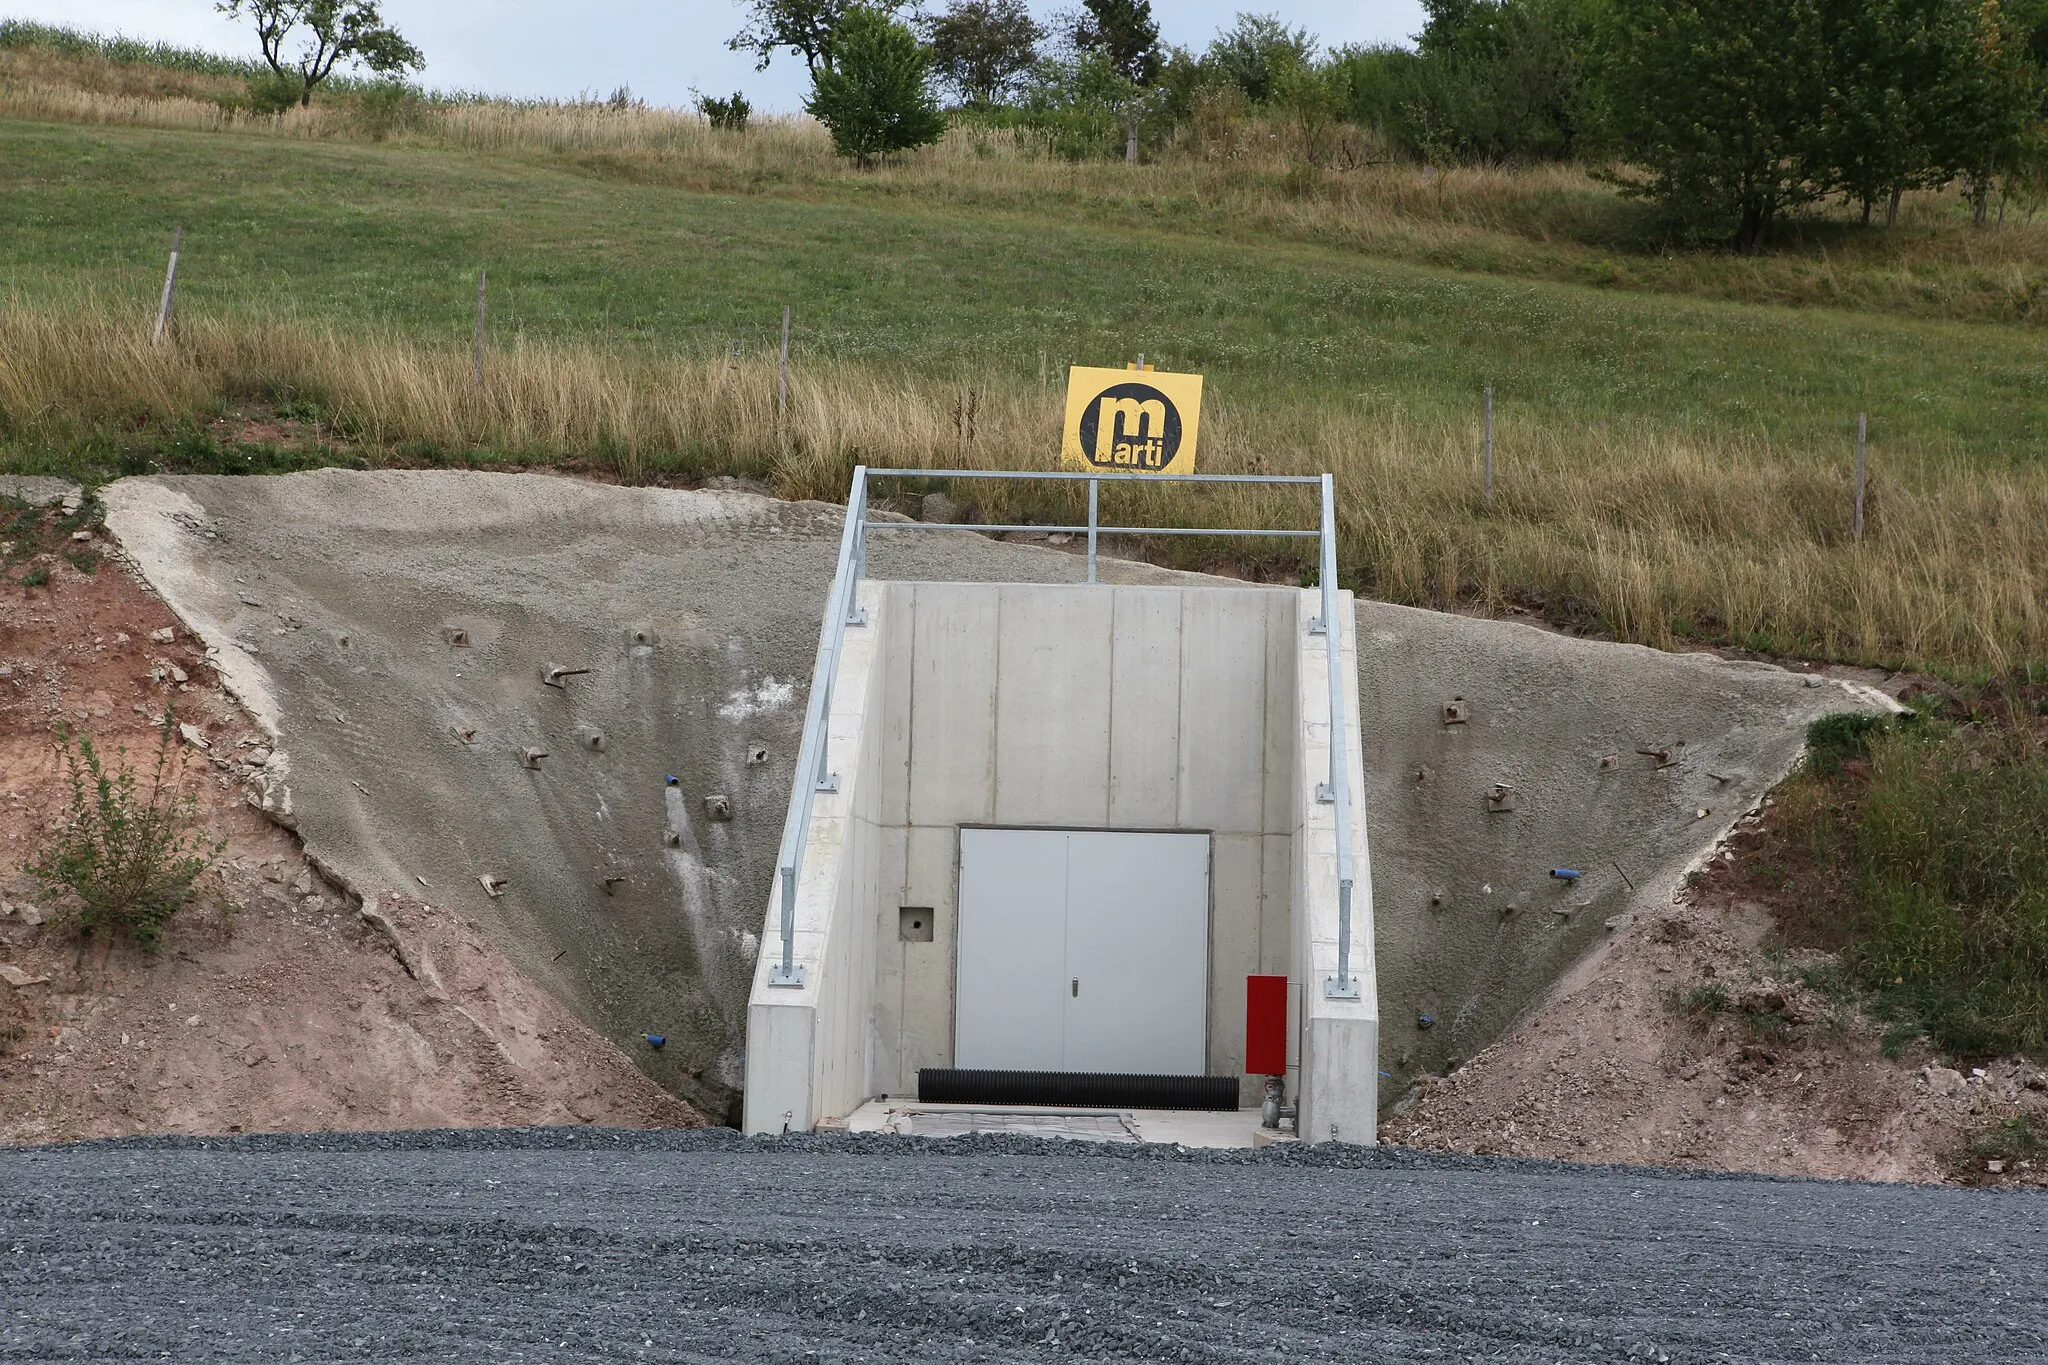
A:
[767,465,1361,1001]
[1311,472,1359,1000]
[766,465,871,987]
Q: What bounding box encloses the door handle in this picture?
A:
[1071,977,1079,998]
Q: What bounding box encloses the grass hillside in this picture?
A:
[1,35,2045,670]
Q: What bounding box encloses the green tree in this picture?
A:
[1070,0,1162,86]
[729,0,911,74]
[1272,58,1352,167]
[1422,0,1596,161]
[1332,0,1598,165]
[921,0,1044,106]
[215,0,421,106]
[1593,0,1833,248]
[1934,0,2044,225]
[1206,11,1317,104]
[1021,49,1162,161]
[1819,0,1956,224]
[806,5,946,165]
[1813,0,2041,227]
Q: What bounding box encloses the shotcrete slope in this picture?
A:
[4,1129,2042,1363]
[100,471,1884,1119]
[1354,602,1892,1087]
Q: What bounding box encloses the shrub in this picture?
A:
[244,70,307,115]
[28,718,222,951]
[805,5,945,165]
[352,81,429,140]
[695,90,752,131]
[1206,12,1316,105]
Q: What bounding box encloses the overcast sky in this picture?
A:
[11,2,1428,110]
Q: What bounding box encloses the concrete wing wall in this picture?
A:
[742,582,890,1134]
[1292,590,1379,1144]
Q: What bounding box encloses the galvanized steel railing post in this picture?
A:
[1086,476,1100,584]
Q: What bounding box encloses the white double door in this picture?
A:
[955,828,1210,1076]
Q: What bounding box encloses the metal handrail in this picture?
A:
[766,465,1360,1001]
[1312,473,1360,1000]
[766,466,871,987]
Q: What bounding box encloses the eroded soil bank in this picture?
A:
[1,498,699,1141]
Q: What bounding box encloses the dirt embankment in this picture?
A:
[1382,836,2047,1186]
[1,503,701,1142]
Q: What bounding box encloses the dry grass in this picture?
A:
[5,300,2042,671]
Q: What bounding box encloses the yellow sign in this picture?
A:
[1060,365,1204,475]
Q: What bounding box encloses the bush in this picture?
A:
[806,5,946,165]
[1335,0,1593,167]
[352,81,429,140]
[1206,12,1316,105]
[244,70,307,115]
[1018,49,1168,162]
[695,90,751,130]
[28,718,222,952]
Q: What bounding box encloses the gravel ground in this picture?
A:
[3,1129,2043,1363]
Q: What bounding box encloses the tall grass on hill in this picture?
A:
[4,301,2042,672]
[6,37,2048,324]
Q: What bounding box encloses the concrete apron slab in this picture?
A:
[842,1099,1275,1148]
[99,470,1891,1123]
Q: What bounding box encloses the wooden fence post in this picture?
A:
[473,269,487,386]
[153,226,182,345]
[778,305,791,416]
[1483,385,1495,508]
[1853,412,1868,542]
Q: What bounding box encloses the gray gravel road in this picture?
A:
[3,1130,2042,1363]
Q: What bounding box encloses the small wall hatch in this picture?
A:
[899,907,935,942]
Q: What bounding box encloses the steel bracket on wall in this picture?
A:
[767,962,807,987]
[1323,975,1361,1000]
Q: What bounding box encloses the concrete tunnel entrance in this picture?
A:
[740,469,1380,1141]
[98,468,1888,1132]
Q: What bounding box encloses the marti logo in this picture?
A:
[1078,383,1183,471]
[1060,365,1203,475]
